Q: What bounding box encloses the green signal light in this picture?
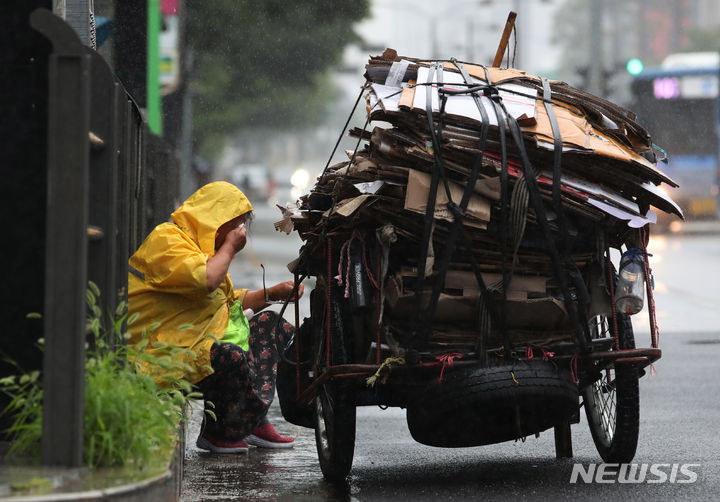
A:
[626,58,644,75]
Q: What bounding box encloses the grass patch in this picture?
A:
[1,283,202,471]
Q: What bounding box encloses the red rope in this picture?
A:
[436,353,463,383]
[326,238,333,368]
[335,231,379,298]
[570,351,579,384]
[638,226,659,348]
[294,272,301,397]
[357,230,379,289]
[375,248,382,364]
[335,239,352,298]
[419,353,464,382]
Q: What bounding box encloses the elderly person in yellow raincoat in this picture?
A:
[128,181,303,453]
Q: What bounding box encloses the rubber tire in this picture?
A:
[406,360,578,447]
[314,381,356,482]
[583,313,640,463]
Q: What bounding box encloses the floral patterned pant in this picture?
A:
[197,310,294,441]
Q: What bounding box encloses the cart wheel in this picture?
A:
[583,313,639,463]
[314,381,356,482]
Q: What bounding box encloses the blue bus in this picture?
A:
[630,52,719,221]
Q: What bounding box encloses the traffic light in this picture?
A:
[626,58,644,75]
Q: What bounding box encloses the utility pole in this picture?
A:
[588,0,604,95]
[431,17,438,59]
[512,0,522,69]
[715,42,720,218]
[467,19,475,62]
[62,0,95,49]
[636,0,648,68]
[53,0,65,18]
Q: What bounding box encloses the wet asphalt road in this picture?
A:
[180,207,720,501]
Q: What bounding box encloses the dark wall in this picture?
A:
[0,1,52,434]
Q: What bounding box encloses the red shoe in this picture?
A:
[196,433,249,454]
[245,423,295,449]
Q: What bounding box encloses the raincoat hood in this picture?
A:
[171,181,253,256]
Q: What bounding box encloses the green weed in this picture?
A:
[1,283,203,470]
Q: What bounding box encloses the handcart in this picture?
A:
[275,18,678,481]
[278,226,661,481]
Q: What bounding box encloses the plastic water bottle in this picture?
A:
[615,249,646,315]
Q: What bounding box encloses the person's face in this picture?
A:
[215,214,247,250]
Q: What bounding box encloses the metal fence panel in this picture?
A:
[30,7,179,467]
[87,47,120,338]
[31,8,90,467]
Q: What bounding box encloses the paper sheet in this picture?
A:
[326,194,373,217]
[370,83,403,113]
[412,66,537,126]
[353,180,385,194]
[541,169,640,215]
[587,198,657,227]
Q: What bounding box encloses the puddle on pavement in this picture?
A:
[182,401,357,501]
[1,462,169,497]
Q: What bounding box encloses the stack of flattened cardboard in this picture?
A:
[284,49,681,353]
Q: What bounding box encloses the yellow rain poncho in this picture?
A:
[128,182,254,384]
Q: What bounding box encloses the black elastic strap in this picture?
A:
[541,78,592,313]
[497,99,590,350]
[453,60,511,347]
[433,64,457,207]
[479,65,512,352]
[460,229,500,364]
[542,78,564,228]
[409,63,444,342]
[412,59,495,351]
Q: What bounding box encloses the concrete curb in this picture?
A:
[0,422,185,502]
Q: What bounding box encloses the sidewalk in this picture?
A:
[0,444,183,501]
[179,397,319,501]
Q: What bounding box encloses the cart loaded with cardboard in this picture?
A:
[274,21,683,481]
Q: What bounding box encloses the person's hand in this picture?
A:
[208,219,248,292]
[267,280,304,302]
[223,223,247,254]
